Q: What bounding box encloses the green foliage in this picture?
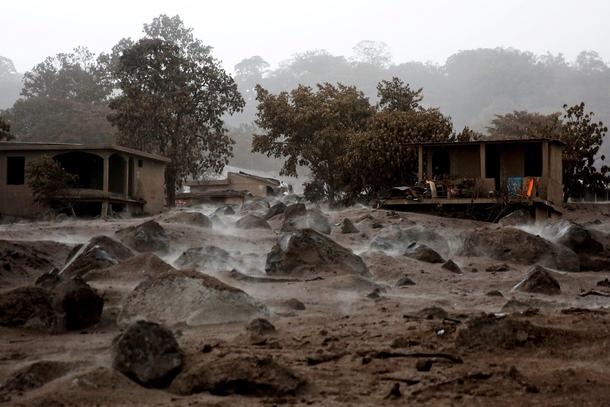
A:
[0,116,12,141]
[108,15,244,205]
[377,77,423,112]
[560,103,609,201]
[25,155,78,205]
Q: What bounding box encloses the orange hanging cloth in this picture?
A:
[527,178,535,197]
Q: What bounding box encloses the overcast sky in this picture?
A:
[1,0,609,73]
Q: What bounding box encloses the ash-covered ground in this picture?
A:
[1,199,609,406]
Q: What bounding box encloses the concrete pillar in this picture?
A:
[417,145,424,182]
[426,149,433,178]
[123,155,129,199]
[541,141,549,178]
[101,155,109,218]
[479,143,486,178]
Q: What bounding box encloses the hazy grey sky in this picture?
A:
[1,0,609,73]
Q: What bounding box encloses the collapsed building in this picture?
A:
[382,138,564,221]
[177,171,287,205]
[0,142,169,217]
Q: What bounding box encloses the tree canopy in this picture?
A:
[0,116,12,141]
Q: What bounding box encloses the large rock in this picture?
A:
[118,270,268,327]
[61,235,134,279]
[235,214,271,230]
[403,243,444,263]
[543,220,604,253]
[53,278,104,330]
[0,286,57,330]
[112,320,183,388]
[174,246,231,271]
[460,226,580,272]
[165,212,212,228]
[170,356,304,396]
[498,209,533,226]
[340,218,359,234]
[265,229,369,277]
[283,203,306,221]
[0,240,71,286]
[371,225,450,258]
[0,361,81,398]
[264,202,287,220]
[512,265,561,295]
[115,221,169,253]
[213,205,235,216]
[282,208,331,235]
[241,198,270,214]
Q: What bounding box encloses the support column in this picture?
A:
[417,145,424,182]
[426,150,433,178]
[101,155,109,218]
[541,141,549,178]
[479,143,486,178]
[123,155,129,199]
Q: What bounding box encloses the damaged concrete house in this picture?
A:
[382,138,564,221]
[177,171,286,205]
[0,142,169,217]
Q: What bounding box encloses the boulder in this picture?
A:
[283,298,306,310]
[395,275,416,287]
[442,259,462,274]
[283,203,306,221]
[170,356,304,396]
[165,212,212,228]
[235,214,271,230]
[241,198,270,213]
[0,361,81,398]
[371,225,449,258]
[282,208,331,235]
[209,214,226,228]
[264,202,287,220]
[213,205,236,216]
[543,220,603,253]
[512,265,561,295]
[246,318,276,336]
[340,218,359,234]
[61,235,134,279]
[118,270,268,327]
[53,278,104,330]
[115,221,169,253]
[460,227,580,272]
[403,243,444,263]
[265,229,369,277]
[0,286,57,330]
[174,246,231,271]
[112,320,183,388]
[498,209,533,226]
[0,239,71,287]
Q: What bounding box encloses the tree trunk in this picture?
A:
[165,165,176,207]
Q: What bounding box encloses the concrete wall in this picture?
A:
[227,173,274,197]
[0,151,41,217]
[448,146,480,178]
[133,158,166,215]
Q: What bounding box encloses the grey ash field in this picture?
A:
[1,200,610,406]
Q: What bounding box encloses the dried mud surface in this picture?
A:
[0,203,609,406]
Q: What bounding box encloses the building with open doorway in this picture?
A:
[381,138,564,221]
[0,142,169,217]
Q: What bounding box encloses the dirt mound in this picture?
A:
[456,314,575,350]
[512,265,561,295]
[0,239,72,286]
[265,229,369,277]
[170,355,304,397]
[403,243,444,263]
[0,360,82,401]
[235,214,271,229]
[264,202,287,220]
[460,226,580,272]
[112,320,183,388]
[53,278,104,330]
[371,225,449,258]
[118,270,268,326]
[0,286,57,330]
[61,235,134,279]
[340,218,359,234]
[165,212,212,228]
[115,220,169,253]
[282,208,331,234]
[175,246,232,271]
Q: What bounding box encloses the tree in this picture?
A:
[456,126,483,141]
[351,40,392,67]
[252,83,374,202]
[377,77,423,112]
[25,155,78,212]
[487,110,563,140]
[560,102,609,201]
[108,15,244,206]
[0,116,12,140]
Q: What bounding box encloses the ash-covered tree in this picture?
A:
[340,78,454,201]
[0,116,12,141]
[252,83,374,203]
[108,15,244,206]
[25,155,78,213]
[3,47,114,143]
[487,110,563,140]
[560,102,609,201]
[351,40,393,68]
